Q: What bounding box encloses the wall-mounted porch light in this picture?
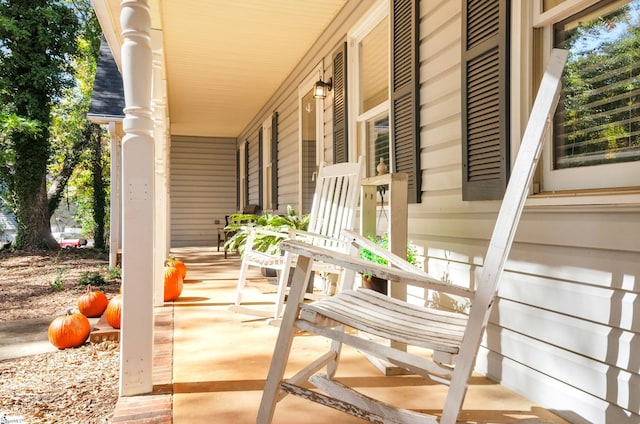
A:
[313,76,332,99]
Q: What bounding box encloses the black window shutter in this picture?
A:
[461,0,510,201]
[244,141,249,207]
[391,0,421,204]
[271,111,279,210]
[333,42,348,164]
[258,128,264,209]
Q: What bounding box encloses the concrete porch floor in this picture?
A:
[112,247,569,424]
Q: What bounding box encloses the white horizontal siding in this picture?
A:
[170,136,236,247]
[477,345,637,424]
[481,324,640,420]
[489,299,640,386]
[418,0,639,422]
[419,0,463,209]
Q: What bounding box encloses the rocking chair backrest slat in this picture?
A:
[307,162,363,249]
[232,157,364,322]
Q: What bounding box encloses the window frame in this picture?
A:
[239,140,248,210]
[298,63,325,211]
[261,116,273,211]
[527,0,640,197]
[346,0,421,202]
[348,0,390,175]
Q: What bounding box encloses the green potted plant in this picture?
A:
[224,205,309,257]
[359,233,418,295]
[225,205,313,289]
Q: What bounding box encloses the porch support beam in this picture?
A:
[152,29,169,306]
[108,122,122,269]
[119,0,154,396]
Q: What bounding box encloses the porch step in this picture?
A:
[90,313,120,343]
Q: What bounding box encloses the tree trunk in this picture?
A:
[91,123,106,249]
[13,131,58,250]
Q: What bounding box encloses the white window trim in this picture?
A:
[297,63,324,209]
[262,116,273,211]
[533,0,601,26]
[239,140,247,211]
[514,0,640,207]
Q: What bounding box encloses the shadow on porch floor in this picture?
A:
[111,246,569,424]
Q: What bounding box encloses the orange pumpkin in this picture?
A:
[105,295,122,329]
[164,264,183,302]
[166,256,187,280]
[48,309,91,349]
[77,286,109,317]
[173,259,187,279]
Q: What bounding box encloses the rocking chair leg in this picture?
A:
[325,262,354,378]
[326,335,344,379]
[272,252,294,321]
[440,363,473,424]
[257,256,314,424]
[235,260,249,306]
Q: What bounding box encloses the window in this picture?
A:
[239,141,248,210]
[358,114,390,177]
[348,0,420,202]
[350,2,390,178]
[257,113,278,211]
[299,65,324,214]
[300,89,317,213]
[262,116,273,211]
[535,0,640,191]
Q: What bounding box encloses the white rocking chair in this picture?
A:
[230,157,365,323]
[257,49,568,424]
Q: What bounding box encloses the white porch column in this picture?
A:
[119,0,154,396]
[152,30,169,306]
[108,122,122,269]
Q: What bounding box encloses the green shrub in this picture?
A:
[50,270,65,292]
[105,265,121,280]
[79,270,106,286]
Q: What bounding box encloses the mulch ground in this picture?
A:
[0,248,121,423]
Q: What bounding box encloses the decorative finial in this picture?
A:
[376,157,388,175]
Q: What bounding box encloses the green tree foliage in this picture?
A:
[90,126,106,249]
[0,0,108,250]
[62,127,110,249]
[556,2,640,168]
[48,0,107,249]
[0,0,80,249]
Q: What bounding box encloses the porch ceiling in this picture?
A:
[93,0,348,138]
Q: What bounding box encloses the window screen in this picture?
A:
[553,0,640,169]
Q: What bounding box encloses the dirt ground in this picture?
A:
[0,248,121,423]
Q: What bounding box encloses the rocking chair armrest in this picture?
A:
[289,229,350,245]
[280,240,474,299]
[342,230,425,275]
